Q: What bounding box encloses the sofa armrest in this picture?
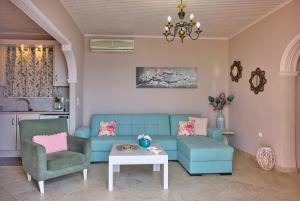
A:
[21,140,47,181]
[67,135,91,162]
[74,126,91,138]
[208,128,223,142]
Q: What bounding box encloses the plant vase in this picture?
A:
[138,138,151,148]
[137,134,152,148]
[216,110,225,130]
[208,92,234,130]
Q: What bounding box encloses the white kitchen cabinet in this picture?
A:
[0,113,39,156]
[53,45,68,86]
[0,46,6,86]
[0,114,16,151]
[16,114,40,151]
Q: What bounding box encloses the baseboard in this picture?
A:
[0,157,22,166]
[274,166,298,173]
[234,148,298,173]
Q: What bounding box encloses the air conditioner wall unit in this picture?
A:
[90,39,134,52]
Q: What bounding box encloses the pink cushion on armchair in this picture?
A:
[32,132,68,154]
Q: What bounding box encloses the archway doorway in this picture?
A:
[280,34,300,170]
[10,0,78,133]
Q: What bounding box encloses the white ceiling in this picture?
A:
[60,0,290,38]
[0,0,50,37]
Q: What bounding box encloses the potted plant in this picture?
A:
[208,92,234,129]
[54,96,64,111]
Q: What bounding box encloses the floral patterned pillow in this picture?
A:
[178,120,195,136]
[99,121,117,136]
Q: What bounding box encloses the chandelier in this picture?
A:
[163,0,202,43]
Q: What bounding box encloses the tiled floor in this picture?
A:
[0,152,300,201]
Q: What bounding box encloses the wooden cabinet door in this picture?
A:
[0,114,16,151]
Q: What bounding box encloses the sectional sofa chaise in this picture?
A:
[75,114,234,175]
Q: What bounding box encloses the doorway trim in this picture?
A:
[279,34,300,170]
[10,0,78,133]
[280,34,300,76]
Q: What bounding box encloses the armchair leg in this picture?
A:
[26,173,31,182]
[83,169,87,181]
[38,181,44,194]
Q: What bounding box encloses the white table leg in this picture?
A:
[38,181,44,194]
[108,163,113,191]
[153,164,160,171]
[26,173,31,181]
[223,135,229,145]
[83,169,88,181]
[163,161,168,189]
[113,165,120,172]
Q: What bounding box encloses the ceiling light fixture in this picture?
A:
[163,0,202,43]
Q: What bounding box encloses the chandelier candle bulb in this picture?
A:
[190,13,194,20]
[167,16,172,22]
[196,22,201,28]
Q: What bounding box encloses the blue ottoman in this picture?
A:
[177,136,234,175]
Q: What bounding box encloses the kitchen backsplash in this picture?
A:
[0,86,69,112]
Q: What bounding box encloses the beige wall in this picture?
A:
[0,0,50,38]
[229,0,300,168]
[31,0,84,128]
[83,38,229,125]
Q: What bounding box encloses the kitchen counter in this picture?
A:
[0,111,69,115]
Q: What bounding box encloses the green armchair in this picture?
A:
[19,119,90,194]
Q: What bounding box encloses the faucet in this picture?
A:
[17,98,33,111]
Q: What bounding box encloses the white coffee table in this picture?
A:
[108,144,168,191]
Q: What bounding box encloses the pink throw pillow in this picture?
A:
[99,120,117,136]
[188,117,208,136]
[32,132,68,154]
[178,120,195,136]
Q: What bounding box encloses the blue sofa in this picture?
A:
[75,114,234,175]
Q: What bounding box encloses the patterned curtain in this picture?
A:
[6,46,54,97]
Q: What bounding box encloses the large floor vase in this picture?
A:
[256,146,276,170]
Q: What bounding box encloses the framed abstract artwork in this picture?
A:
[136,67,198,88]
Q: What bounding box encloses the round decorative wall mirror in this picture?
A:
[230,61,243,82]
[249,68,267,94]
[252,75,260,87]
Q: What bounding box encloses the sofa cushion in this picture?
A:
[139,136,177,150]
[90,114,170,136]
[91,136,135,151]
[170,114,200,136]
[176,136,234,162]
[47,151,86,171]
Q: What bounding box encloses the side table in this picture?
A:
[222,130,235,145]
